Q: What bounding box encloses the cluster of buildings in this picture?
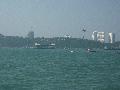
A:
[92,31,115,43]
[27,30,116,44]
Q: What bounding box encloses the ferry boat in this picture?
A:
[34,43,55,49]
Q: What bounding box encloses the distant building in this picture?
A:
[108,33,115,43]
[92,31,98,41]
[27,31,34,39]
[97,32,105,43]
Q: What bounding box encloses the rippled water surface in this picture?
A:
[0,48,120,90]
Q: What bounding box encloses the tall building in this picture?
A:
[97,32,105,43]
[108,33,115,43]
[92,31,98,41]
[27,31,34,39]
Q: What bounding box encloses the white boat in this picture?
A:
[87,48,96,52]
[34,43,55,49]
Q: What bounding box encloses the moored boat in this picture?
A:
[34,43,55,49]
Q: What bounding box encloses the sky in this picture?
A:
[0,0,120,41]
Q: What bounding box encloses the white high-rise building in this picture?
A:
[108,33,115,43]
[92,31,98,41]
[97,32,105,43]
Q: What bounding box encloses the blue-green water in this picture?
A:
[0,48,120,90]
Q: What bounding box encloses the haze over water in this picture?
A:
[0,48,120,90]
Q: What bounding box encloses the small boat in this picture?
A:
[104,48,120,50]
[87,48,96,52]
[104,46,120,50]
[70,50,74,53]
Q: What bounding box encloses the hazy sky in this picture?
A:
[0,0,120,40]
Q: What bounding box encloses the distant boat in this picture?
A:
[104,46,120,50]
[104,47,120,50]
[104,48,120,50]
[34,43,55,49]
[87,48,96,52]
[70,50,74,53]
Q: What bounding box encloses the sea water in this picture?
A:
[0,48,120,90]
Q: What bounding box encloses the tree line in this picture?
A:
[0,35,119,49]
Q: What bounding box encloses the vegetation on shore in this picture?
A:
[0,34,119,49]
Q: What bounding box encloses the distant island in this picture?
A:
[0,33,120,49]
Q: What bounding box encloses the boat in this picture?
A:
[104,47,120,50]
[34,43,55,49]
[104,46,120,50]
[87,48,96,52]
[104,48,120,50]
